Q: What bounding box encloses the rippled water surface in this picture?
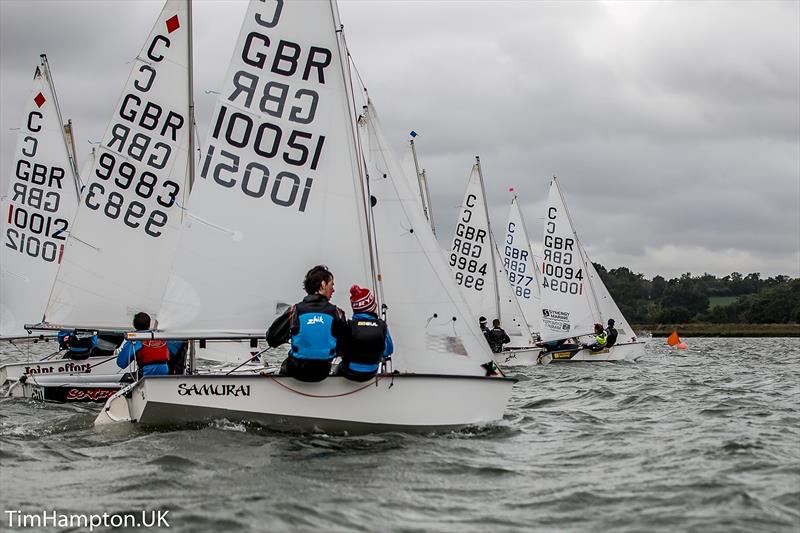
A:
[1,338,798,532]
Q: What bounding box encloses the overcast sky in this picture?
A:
[1,0,798,279]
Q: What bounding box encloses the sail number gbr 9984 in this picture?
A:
[83,151,180,238]
[542,206,583,295]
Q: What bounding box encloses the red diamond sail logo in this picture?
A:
[34,92,46,108]
[166,14,180,33]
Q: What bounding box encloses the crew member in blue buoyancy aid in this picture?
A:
[267,265,348,382]
[116,312,170,376]
[336,285,393,382]
[58,330,98,360]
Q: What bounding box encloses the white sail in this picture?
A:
[361,101,492,375]
[585,260,637,343]
[0,58,81,337]
[448,161,533,343]
[399,139,435,233]
[159,0,371,334]
[44,0,191,329]
[493,243,535,345]
[503,196,542,334]
[539,177,602,342]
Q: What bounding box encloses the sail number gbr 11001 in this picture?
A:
[84,151,180,238]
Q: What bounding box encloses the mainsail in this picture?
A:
[503,196,542,335]
[361,101,492,375]
[0,57,81,338]
[43,0,192,329]
[159,0,372,334]
[539,177,615,342]
[449,160,533,343]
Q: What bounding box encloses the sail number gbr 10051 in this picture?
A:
[84,151,180,238]
[199,105,320,212]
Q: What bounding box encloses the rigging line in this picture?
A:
[224,347,270,375]
[265,374,382,398]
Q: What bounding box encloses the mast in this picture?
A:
[409,138,436,235]
[330,0,380,299]
[186,0,196,195]
[40,54,81,199]
[476,156,500,321]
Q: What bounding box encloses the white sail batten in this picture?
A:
[361,102,491,375]
[44,0,191,329]
[1,59,81,337]
[160,0,372,332]
[503,196,542,334]
[539,177,602,342]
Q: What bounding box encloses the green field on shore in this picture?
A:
[634,323,800,337]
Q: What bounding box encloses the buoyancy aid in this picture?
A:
[289,295,344,360]
[340,315,387,371]
[135,340,170,366]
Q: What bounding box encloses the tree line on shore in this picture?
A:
[595,266,799,324]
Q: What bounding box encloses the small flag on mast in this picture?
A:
[409,131,418,138]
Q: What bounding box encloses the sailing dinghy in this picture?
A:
[538,177,644,361]
[0,56,132,392]
[1,56,81,343]
[448,158,541,364]
[11,0,194,401]
[96,0,515,433]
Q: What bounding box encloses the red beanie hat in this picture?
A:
[350,285,376,313]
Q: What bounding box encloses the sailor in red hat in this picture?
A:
[336,285,394,382]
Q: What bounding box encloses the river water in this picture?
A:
[0,337,798,532]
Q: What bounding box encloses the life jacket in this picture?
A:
[289,296,342,361]
[340,315,387,372]
[135,340,170,367]
[59,331,97,360]
[594,331,608,346]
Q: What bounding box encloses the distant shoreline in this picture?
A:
[634,323,800,337]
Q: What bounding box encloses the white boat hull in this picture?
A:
[96,373,516,434]
[7,372,126,402]
[548,341,646,362]
[493,346,544,366]
[0,355,130,386]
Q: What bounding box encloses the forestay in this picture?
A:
[44,0,191,329]
[539,177,599,342]
[503,196,542,334]
[160,0,371,333]
[1,58,81,337]
[360,102,492,375]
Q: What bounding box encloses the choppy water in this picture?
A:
[0,338,798,532]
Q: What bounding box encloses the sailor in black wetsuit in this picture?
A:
[605,319,618,348]
[337,285,394,382]
[267,265,348,382]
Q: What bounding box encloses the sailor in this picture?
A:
[267,265,348,382]
[479,316,489,334]
[337,285,393,382]
[166,340,188,375]
[485,319,511,353]
[116,312,170,376]
[58,330,98,360]
[605,319,618,348]
[583,323,608,351]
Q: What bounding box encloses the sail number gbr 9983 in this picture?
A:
[542,206,583,295]
[83,151,180,238]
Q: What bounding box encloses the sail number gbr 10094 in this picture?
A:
[84,151,180,238]
[541,264,584,295]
